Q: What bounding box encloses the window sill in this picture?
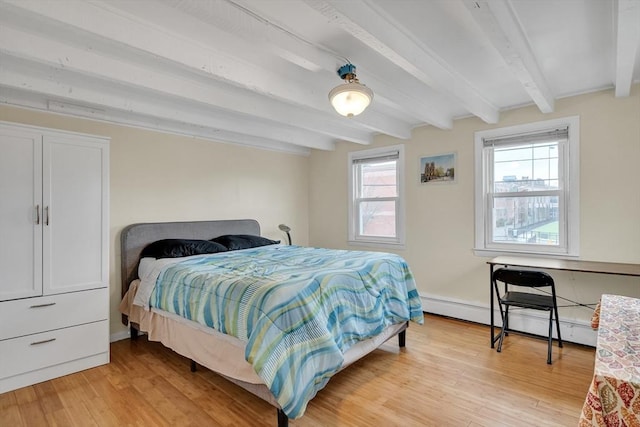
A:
[473,248,579,259]
[348,240,406,251]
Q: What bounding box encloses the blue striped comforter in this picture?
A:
[148,245,423,419]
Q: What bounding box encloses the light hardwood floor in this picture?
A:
[0,314,595,426]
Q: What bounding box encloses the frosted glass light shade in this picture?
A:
[328,82,373,117]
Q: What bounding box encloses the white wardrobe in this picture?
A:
[0,121,110,393]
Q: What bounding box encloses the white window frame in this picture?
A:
[348,144,405,249]
[474,116,580,257]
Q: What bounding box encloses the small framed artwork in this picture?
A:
[420,152,456,184]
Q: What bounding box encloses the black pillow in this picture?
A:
[211,234,280,251]
[141,239,228,259]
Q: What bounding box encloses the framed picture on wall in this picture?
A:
[420,152,456,184]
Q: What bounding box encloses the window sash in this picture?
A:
[486,191,567,250]
[355,199,398,239]
[484,137,567,250]
[354,161,398,199]
[475,117,578,256]
[354,160,399,239]
[348,145,405,247]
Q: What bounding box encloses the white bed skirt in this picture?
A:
[120,280,407,409]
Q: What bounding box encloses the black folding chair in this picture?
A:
[492,268,563,364]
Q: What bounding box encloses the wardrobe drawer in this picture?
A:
[0,320,108,381]
[0,288,108,340]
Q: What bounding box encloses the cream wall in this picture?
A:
[309,85,640,344]
[0,106,310,338]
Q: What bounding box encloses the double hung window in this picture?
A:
[348,145,405,247]
[474,117,579,256]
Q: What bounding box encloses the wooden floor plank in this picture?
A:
[0,404,24,427]
[17,400,48,426]
[0,314,596,426]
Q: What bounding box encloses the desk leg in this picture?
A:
[490,263,494,348]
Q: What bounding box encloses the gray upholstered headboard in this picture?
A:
[120,219,260,299]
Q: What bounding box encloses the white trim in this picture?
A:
[474,116,580,257]
[0,97,312,156]
[110,329,131,343]
[347,240,406,251]
[420,293,596,347]
[0,119,110,141]
[348,144,405,246]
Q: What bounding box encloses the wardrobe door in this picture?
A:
[42,134,108,295]
[0,126,42,301]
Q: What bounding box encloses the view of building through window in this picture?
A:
[491,141,560,246]
[357,160,397,238]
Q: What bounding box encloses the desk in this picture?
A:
[579,294,640,426]
[487,256,640,348]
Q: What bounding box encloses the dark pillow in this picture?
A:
[211,234,280,251]
[141,239,228,259]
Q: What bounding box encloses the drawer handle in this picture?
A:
[30,338,56,346]
[29,302,56,308]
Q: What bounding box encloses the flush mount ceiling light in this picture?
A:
[328,63,373,117]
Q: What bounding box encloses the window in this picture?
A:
[348,145,405,247]
[474,117,579,257]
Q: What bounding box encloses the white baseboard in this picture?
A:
[420,293,597,347]
[0,353,109,394]
[109,295,597,347]
[110,329,131,343]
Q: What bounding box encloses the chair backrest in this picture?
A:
[493,268,554,288]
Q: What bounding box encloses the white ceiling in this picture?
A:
[1,0,639,155]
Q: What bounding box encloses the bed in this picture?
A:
[119,219,423,426]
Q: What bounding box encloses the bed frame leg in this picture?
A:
[398,322,408,348]
[277,408,288,427]
[130,325,139,340]
[190,360,197,372]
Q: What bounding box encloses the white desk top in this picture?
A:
[488,256,640,277]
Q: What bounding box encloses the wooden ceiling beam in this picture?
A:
[0,85,314,156]
[463,0,555,113]
[225,0,452,129]
[1,0,411,141]
[304,0,500,124]
[114,0,421,136]
[0,54,336,151]
[614,0,640,97]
